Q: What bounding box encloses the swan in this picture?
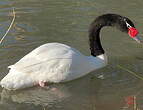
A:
[0,14,142,90]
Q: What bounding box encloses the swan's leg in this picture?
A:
[39,81,46,87]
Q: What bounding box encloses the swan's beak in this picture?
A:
[133,35,143,43]
[127,27,142,43]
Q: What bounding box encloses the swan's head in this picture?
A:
[118,16,142,43]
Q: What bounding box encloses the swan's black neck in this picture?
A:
[89,14,134,57]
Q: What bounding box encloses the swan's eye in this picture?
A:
[125,21,132,28]
[124,18,132,28]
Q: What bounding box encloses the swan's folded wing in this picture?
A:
[7,43,91,82]
[8,43,82,74]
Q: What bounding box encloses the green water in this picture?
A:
[0,0,143,110]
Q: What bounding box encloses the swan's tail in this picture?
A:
[0,66,36,90]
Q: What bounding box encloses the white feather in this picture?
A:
[0,43,107,90]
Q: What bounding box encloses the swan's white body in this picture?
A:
[0,43,107,90]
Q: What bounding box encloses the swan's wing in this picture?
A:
[0,43,78,89]
[9,43,77,70]
[8,43,86,82]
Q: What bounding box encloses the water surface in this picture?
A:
[0,0,143,110]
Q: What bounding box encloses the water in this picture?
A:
[0,0,143,110]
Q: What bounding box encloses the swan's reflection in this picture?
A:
[1,70,143,110]
[0,74,100,110]
[0,84,71,107]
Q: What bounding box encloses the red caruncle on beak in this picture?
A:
[128,27,139,38]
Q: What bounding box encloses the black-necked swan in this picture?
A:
[0,14,142,90]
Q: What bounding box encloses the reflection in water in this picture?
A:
[0,84,70,107]
[0,72,143,110]
[0,75,100,110]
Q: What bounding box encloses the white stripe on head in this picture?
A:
[124,18,132,28]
